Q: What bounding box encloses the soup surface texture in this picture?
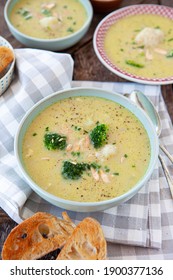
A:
[10,0,87,39]
[22,96,151,202]
[104,14,173,79]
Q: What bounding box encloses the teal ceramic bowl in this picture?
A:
[14,87,159,212]
[4,0,93,51]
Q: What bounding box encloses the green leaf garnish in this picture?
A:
[17,8,32,20]
[41,9,52,17]
[67,27,74,33]
[125,60,144,68]
[166,50,173,58]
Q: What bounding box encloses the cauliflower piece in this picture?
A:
[95,144,116,160]
[39,16,58,29]
[135,27,164,47]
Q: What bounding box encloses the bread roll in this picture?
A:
[0,46,14,77]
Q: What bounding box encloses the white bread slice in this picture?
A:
[2,212,75,260]
[57,217,107,260]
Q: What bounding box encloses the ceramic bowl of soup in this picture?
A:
[93,5,173,85]
[4,0,93,51]
[14,87,159,212]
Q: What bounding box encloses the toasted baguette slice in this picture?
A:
[2,212,75,260]
[57,217,107,260]
[0,46,14,74]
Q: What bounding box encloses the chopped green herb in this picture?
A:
[90,162,101,171]
[67,27,74,33]
[71,151,81,157]
[124,154,128,158]
[17,8,28,16]
[17,8,32,20]
[166,50,173,57]
[32,133,37,136]
[104,166,110,173]
[168,38,173,42]
[25,14,32,20]
[125,60,144,68]
[45,127,49,131]
[71,125,81,131]
[139,52,145,57]
[137,45,144,49]
[113,172,119,176]
[132,164,136,168]
[41,9,52,17]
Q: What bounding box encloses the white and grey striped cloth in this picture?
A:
[0,49,173,258]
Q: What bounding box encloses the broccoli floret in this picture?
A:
[90,123,108,148]
[44,132,67,150]
[62,161,90,180]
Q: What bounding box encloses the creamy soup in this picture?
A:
[10,0,87,39]
[22,96,150,202]
[104,14,173,79]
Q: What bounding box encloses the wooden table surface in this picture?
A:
[0,0,173,259]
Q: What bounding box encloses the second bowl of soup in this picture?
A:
[4,0,93,50]
[15,87,159,212]
[93,4,173,84]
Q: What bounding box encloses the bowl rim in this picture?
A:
[14,87,159,209]
[93,4,173,85]
[4,0,93,43]
[0,35,15,82]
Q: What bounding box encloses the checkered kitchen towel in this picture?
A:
[0,48,163,248]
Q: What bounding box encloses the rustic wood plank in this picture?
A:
[159,0,173,7]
